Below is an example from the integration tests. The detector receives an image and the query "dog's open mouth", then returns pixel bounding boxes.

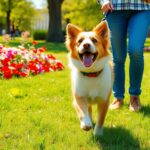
[79,52,98,67]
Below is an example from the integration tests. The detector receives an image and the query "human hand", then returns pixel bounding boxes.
[144,0,150,3]
[101,1,114,13]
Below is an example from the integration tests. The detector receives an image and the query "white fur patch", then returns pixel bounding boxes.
[77,32,97,54]
[94,124,103,136]
[80,114,93,129]
[69,55,112,101]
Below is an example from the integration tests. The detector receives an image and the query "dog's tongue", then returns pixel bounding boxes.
[82,54,94,67]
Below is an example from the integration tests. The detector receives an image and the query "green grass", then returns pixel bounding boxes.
[145,38,150,47]
[0,41,150,150]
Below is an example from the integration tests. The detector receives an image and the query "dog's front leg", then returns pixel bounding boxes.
[73,95,93,131]
[94,100,109,136]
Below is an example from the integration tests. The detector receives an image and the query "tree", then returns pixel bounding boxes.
[0,0,20,33]
[0,11,5,31]
[11,1,36,31]
[62,0,103,30]
[0,0,36,33]
[46,0,64,42]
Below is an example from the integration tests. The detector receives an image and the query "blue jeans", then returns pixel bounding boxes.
[106,10,150,99]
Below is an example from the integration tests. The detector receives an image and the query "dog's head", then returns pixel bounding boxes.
[66,21,110,68]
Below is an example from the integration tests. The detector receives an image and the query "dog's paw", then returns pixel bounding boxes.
[80,115,93,131]
[93,125,103,137]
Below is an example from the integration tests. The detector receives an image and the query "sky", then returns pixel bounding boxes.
[30,0,46,9]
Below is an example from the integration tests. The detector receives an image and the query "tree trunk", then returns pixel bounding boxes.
[6,10,11,33]
[6,0,11,33]
[46,0,64,42]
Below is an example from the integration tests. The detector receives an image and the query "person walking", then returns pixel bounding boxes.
[98,0,150,111]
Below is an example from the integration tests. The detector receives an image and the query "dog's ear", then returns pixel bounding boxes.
[66,24,82,39]
[93,21,109,38]
[93,21,110,51]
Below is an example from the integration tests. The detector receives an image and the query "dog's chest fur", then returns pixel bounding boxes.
[69,56,112,102]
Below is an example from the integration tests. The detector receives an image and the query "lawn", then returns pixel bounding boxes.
[0,40,150,150]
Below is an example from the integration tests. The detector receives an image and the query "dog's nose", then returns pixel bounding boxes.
[83,43,90,49]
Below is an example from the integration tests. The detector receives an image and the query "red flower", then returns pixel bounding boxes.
[38,47,46,53]
[2,66,9,72]
[16,63,23,69]
[47,54,56,60]
[3,69,12,79]
[1,58,10,66]
[19,72,28,77]
[50,66,56,71]
[12,69,19,75]
[43,65,50,72]
[28,61,38,74]
[56,62,64,70]
[33,49,37,53]
[0,49,3,54]
[32,40,38,45]
[0,44,64,79]
[42,46,47,51]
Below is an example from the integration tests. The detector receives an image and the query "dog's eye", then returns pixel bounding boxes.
[91,38,97,43]
[77,38,84,44]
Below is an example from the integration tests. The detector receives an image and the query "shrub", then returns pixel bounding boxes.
[33,30,47,40]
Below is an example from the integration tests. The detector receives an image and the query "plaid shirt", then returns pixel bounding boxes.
[98,0,150,10]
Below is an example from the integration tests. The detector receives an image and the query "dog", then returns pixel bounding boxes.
[66,21,113,136]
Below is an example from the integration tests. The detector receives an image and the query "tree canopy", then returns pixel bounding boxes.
[46,0,103,42]
[62,0,103,30]
[0,0,103,42]
[11,1,36,31]
[0,0,36,33]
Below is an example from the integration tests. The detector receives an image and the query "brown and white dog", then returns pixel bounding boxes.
[66,21,113,136]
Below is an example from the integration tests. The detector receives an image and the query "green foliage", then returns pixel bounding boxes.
[0,16,5,30]
[62,0,103,30]
[33,30,47,40]
[0,0,19,31]
[0,0,20,12]
[10,1,36,31]
[0,0,36,31]
[145,38,150,46]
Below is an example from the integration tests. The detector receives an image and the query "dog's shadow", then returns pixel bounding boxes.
[91,126,140,150]
[140,105,150,117]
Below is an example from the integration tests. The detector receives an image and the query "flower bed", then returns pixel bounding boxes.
[0,44,64,79]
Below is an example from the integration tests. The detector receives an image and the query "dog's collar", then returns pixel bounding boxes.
[80,69,103,78]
